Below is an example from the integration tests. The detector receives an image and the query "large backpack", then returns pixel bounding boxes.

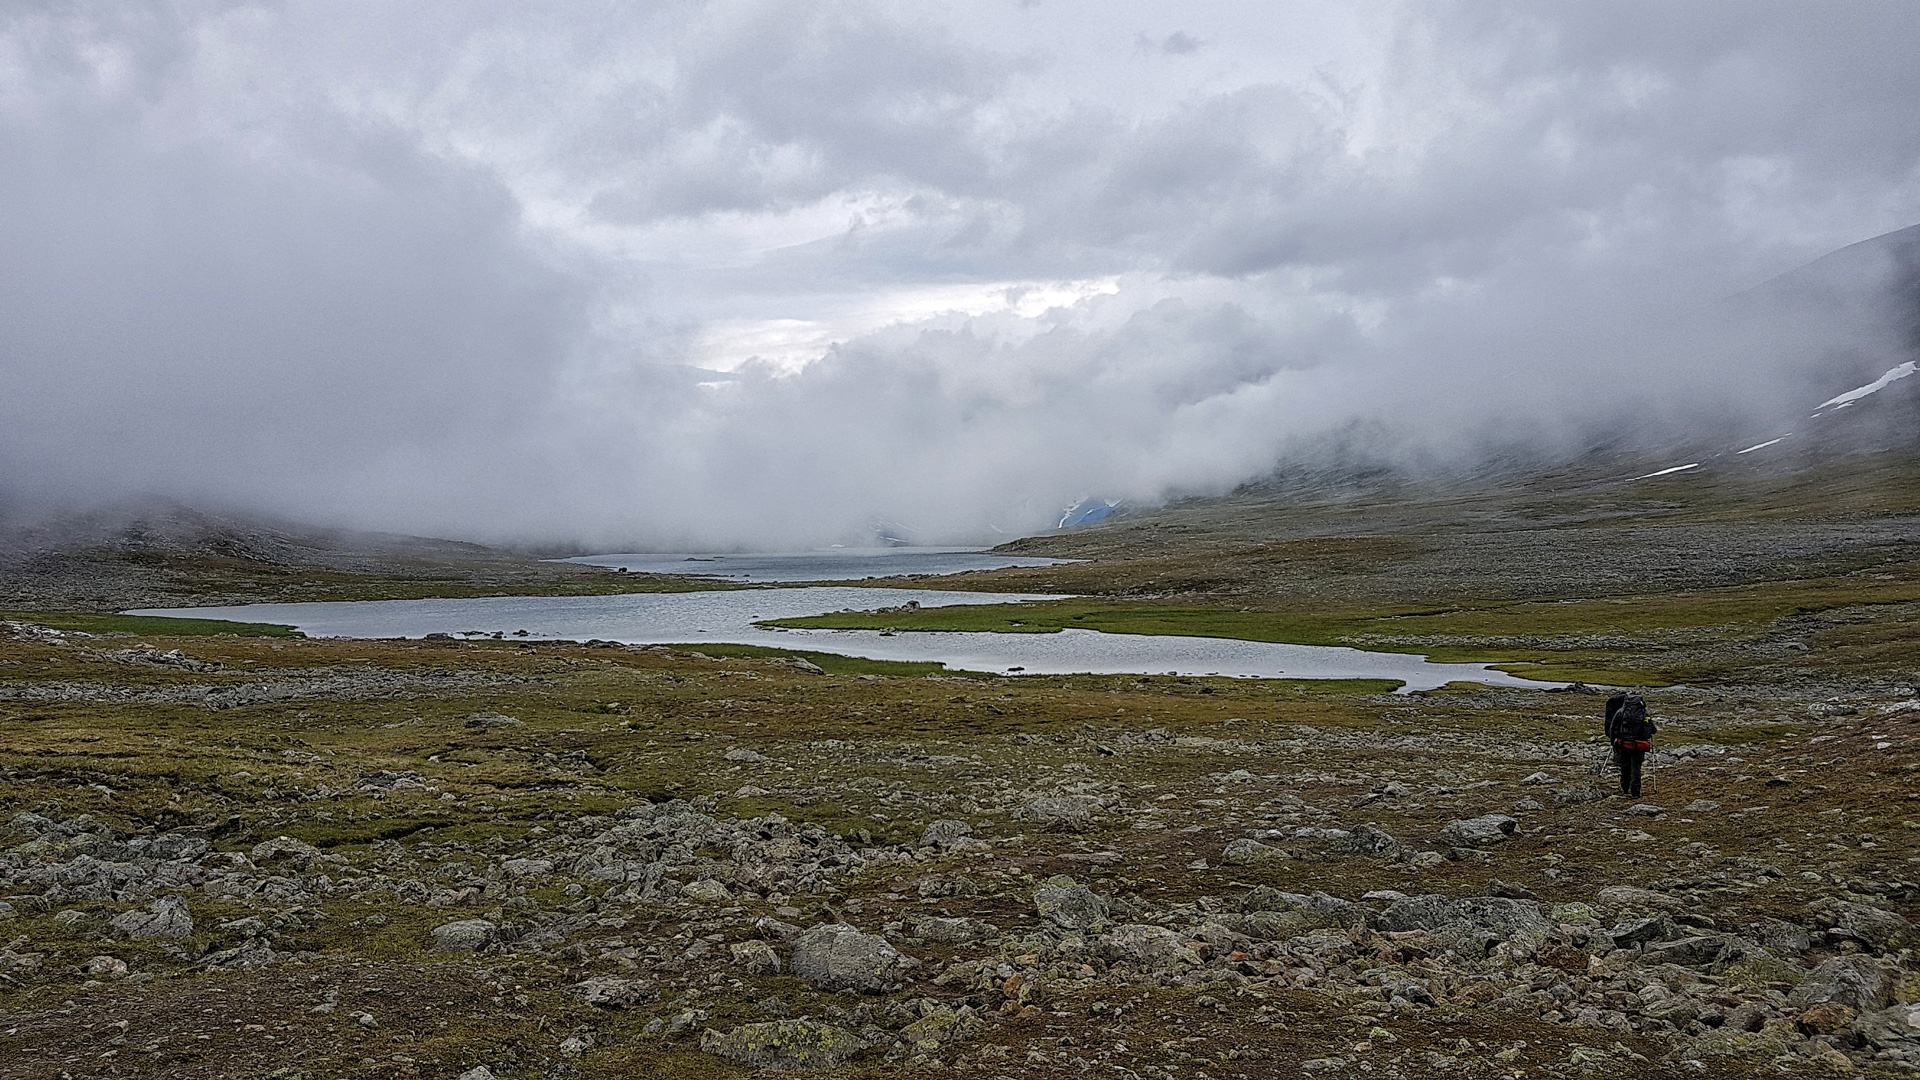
[1613,692,1652,743]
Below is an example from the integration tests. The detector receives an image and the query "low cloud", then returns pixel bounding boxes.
[1,2,1917,549]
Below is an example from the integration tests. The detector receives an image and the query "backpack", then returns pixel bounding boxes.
[1613,692,1653,743]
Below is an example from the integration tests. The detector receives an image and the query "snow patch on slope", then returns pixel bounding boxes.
[1813,361,1917,416]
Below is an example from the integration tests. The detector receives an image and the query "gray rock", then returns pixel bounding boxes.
[1342,824,1403,859]
[1376,895,1463,933]
[1751,917,1812,955]
[1455,897,1550,940]
[1856,1003,1920,1049]
[463,711,524,730]
[1596,885,1684,911]
[1790,954,1897,1012]
[1034,880,1110,931]
[1809,898,1914,953]
[789,923,918,993]
[1221,838,1285,866]
[1098,924,1199,971]
[134,835,210,861]
[919,820,973,849]
[1014,796,1099,832]
[682,879,734,903]
[723,747,767,762]
[1609,916,1673,946]
[1439,815,1519,847]
[913,916,989,944]
[430,919,497,953]
[110,896,194,941]
[570,976,658,1008]
[250,836,323,873]
[729,940,781,974]
[456,1069,498,1080]
[499,858,555,878]
[700,1021,871,1071]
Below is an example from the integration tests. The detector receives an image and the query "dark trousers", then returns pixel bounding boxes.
[1616,748,1646,797]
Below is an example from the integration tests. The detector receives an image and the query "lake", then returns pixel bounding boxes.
[132,586,1555,693]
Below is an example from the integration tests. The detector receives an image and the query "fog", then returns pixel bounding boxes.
[3,2,1918,548]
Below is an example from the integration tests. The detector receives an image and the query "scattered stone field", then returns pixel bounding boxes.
[3,621,1918,1079]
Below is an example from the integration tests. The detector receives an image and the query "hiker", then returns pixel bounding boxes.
[1604,690,1657,798]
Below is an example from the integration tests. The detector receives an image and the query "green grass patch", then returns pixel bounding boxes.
[763,563,1920,684]
[658,641,992,678]
[5,610,302,637]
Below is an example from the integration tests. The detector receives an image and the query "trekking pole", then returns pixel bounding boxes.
[1588,741,1615,796]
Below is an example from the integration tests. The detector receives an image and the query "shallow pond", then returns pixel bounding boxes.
[133,587,1553,693]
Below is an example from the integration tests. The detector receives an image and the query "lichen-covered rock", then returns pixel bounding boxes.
[1225,888,1368,938]
[1856,1002,1920,1049]
[700,1020,870,1070]
[1439,815,1519,847]
[902,1002,981,1045]
[250,836,323,872]
[919,820,973,849]
[1809,897,1914,953]
[1034,879,1109,931]
[570,976,657,1008]
[1376,894,1463,933]
[1789,954,1896,1013]
[729,940,781,973]
[499,858,554,878]
[913,916,990,944]
[1343,824,1403,859]
[1222,838,1285,866]
[429,919,497,953]
[789,923,918,992]
[1596,884,1684,911]
[110,896,193,941]
[1014,796,1100,832]
[1098,924,1199,971]
[1454,897,1550,942]
[682,879,733,903]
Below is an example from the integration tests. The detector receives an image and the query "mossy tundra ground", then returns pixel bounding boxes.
[2,456,1918,1079]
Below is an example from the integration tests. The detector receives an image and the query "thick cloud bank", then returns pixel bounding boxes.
[3,2,1919,547]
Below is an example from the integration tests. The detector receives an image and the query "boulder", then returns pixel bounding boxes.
[729,940,781,974]
[1098,924,1199,972]
[109,897,194,941]
[1855,1003,1920,1049]
[569,977,658,1009]
[1596,885,1684,912]
[700,1021,870,1071]
[1439,815,1519,847]
[1221,838,1285,866]
[249,836,324,873]
[1014,797,1099,832]
[1454,897,1550,942]
[1342,824,1404,860]
[1790,954,1897,1013]
[789,924,918,993]
[1034,880,1109,931]
[1809,898,1914,953]
[902,1002,981,1046]
[430,919,497,953]
[1376,895,1462,933]
[913,916,989,944]
[682,879,734,903]
[919,820,974,849]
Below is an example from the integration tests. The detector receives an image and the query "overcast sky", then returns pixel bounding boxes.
[3,1,1919,547]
